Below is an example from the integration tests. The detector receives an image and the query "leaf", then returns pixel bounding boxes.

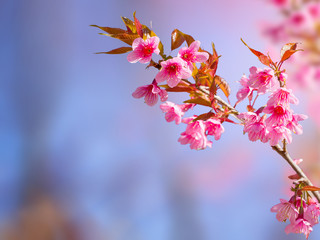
[193,112,215,122]
[280,43,302,63]
[288,174,300,180]
[241,38,272,66]
[105,32,139,45]
[90,25,126,34]
[301,186,320,192]
[95,47,132,54]
[133,11,143,38]
[171,29,195,51]
[214,75,230,98]
[160,82,193,93]
[121,16,136,33]
[184,97,212,107]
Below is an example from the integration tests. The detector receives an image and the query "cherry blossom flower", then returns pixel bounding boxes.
[267,125,292,146]
[236,75,254,102]
[264,105,292,126]
[177,40,209,69]
[127,37,160,64]
[285,218,313,239]
[248,67,277,94]
[155,57,192,88]
[205,118,224,140]
[132,80,168,106]
[160,101,186,124]
[243,114,268,143]
[305,199,320,226]
[271,198,299,222]
[178,117,212,150]
[267,88,299,107]
[286,114,308,135]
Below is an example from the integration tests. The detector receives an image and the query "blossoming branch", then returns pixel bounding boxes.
[91,12,320,239]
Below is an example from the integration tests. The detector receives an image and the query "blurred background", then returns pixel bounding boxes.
[0,0,320,239]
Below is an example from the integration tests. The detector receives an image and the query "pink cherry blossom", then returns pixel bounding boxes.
[308,3,320,19]
[286,114,308,135]
[271,198,299,222]
[267,125,292,146]
[264,105,292,126]
[132,80,168,106]
[160,101,185,124]
[248,67,277,94]
[236,75,254,102]
[305,199,320,226]
[178,117,212,150]
[270,0,289,8]
[127,36,160,64]
[205,119,224,140]
[243,114,269,143]
[286,10,313,34]
[285,218,313,239]
[267,88,299,107]
[155,57,192,88]
[177,40,209,69]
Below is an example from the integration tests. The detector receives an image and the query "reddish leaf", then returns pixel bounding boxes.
[215,75,230,98]
[280,43,302,63]
[193,112,215,122]
[90,25,126,34]
[301,186,320,192]
[106,33,139,45]
[160,81,193,93]
[184,97,211,107]
[121,16,136,33]
[288,174,300,180]
[241,38,271,66]
[171,29,195,51]
[95,47,132,54]
[133,11,143,38]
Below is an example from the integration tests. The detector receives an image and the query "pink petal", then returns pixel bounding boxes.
[132,86,148,98]
[127,50,141,63]
[155,70,167,83]
[195,52,209,62]
[144,91,158,106]
[189,40,200,52]
[167,76,181,88]
[132,38,144,50]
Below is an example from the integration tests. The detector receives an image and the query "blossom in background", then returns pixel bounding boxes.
[155,57,192,88]
[127,36,160,63]
[132,80,168,106]
[177,40,209,69]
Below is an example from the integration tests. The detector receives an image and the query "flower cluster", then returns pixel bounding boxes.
[92,13,320,239]
[237,67,307,146]
[271,192,320,239]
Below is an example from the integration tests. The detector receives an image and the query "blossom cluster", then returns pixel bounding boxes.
[92,13,320,239]
[127,34,226,150]
[271,191,320,238]
[237,66,307,146]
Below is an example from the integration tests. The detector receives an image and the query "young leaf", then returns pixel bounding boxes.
[184,97,212,107]
[280,43,302,63]
[105,32,139,45]
[215,75,230,98]
[301,186,320,192]
[133,11,143,38]
[171,29,195,51]
[121,16,136,33]
[90,25,126,34]
[95,47,132,54]
[241,38,271,67]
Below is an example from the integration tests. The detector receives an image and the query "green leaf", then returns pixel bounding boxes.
[95,47,132,54]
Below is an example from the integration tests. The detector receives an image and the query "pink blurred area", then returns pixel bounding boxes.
[0,0,319,239]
